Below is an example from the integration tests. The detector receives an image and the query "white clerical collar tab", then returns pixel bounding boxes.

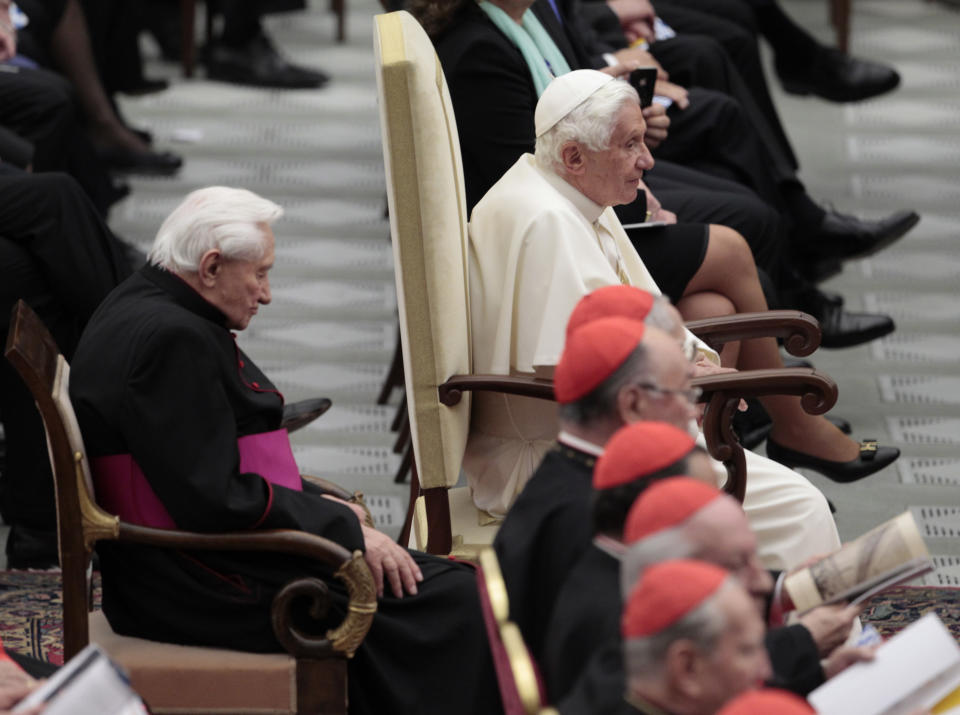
[535,70,614,137]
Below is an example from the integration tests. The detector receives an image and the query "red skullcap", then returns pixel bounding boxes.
[554,317,645,404]
[622,560,728,639]
[592,422,696,490]
[622,477,723,545]
[566,286,656,338]
[716,689,815,715]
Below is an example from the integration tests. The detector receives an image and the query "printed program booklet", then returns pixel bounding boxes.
[784,510,933,613]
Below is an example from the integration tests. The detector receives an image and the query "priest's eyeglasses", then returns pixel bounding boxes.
[635,383,703,405]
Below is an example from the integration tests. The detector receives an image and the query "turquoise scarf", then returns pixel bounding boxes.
[478,1,572,96]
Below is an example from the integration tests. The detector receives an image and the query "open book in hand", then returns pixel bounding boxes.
[13,644,147,715]
[809,613,960,715]
[784,510,934,613]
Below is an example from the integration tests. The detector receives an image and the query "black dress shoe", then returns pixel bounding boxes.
[119,78,170,96]
[804,209,920,261]
[795,286,895,348]
[819,305,894,349]
[766,437,899,483]
[777,48,900,102]
[205,33,329,89]
[99,147,183,176]
[281,397,333,433]
[5,525,59,570]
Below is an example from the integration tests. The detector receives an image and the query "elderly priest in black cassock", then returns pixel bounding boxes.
[69,186,502,715]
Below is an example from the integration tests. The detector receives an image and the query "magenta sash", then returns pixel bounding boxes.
[91,429,302,529]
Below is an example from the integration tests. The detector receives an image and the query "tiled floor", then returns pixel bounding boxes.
[772,0,960,578]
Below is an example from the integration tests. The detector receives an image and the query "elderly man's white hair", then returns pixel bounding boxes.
[620,526,696,600]
[535,78,641,174]
[623,578,733,681]
[148,186,283,273]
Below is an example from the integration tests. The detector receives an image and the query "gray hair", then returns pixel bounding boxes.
[558,342,653,427]
[646,296,681,335]
[148,186,283,272]
[535,79,640,174]
[623,579,732,681]
[620,526,695,600]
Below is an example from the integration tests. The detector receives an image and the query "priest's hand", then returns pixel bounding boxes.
[822,644,876,680]
[654,79,689,110]
[611,47,668,80]
[361,525,423,599]
[799,602,863,656]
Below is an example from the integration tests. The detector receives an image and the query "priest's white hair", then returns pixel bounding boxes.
[148,186,283,273]
[535,78,640,173]
[620,526,695,600]
[623,578,732,680]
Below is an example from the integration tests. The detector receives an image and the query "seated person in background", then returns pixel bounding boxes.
[0,169,132,569]
[621,559,771,714]
[69,187,501,715]
[466,70,894,547]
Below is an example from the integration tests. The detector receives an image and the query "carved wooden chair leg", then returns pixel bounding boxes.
[390,393,407,433]
[397,457,419,545]
[392,412,409,453]
[377,328,403,405]
[180,0,196,77]
[393,438,412,485]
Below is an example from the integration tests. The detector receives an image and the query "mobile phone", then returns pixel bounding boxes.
[629,67,658,109]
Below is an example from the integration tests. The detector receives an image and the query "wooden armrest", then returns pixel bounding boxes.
[282,397,333,433]
[438,374,555,406]
[692,367,837,415]
[693,368,838,502]
[685,311,821,357]
[114,523,376,659]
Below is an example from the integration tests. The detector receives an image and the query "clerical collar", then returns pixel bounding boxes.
[530,154,606,224]
[140,263,228,326]
[593,533,626,560]
[557,431,604,457]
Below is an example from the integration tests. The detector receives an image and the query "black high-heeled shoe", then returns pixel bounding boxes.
[766,437,899,483]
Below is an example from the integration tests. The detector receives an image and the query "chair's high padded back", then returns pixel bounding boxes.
[374,11,471,491]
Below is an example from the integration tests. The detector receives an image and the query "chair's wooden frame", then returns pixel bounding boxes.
[4,300,376,715]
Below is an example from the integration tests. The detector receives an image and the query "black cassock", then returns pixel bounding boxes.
[493,442,596,662]
[70,264,502,715]
[546,546,825,714]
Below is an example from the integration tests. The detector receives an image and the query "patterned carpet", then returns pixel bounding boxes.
[0,570,956,667]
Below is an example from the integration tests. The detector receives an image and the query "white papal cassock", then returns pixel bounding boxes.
[465,153,840,570]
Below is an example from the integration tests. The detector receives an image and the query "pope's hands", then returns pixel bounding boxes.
[361,526,423,599]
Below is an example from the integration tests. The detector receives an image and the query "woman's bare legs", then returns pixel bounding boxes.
[49,0,150,154]
[675,290,741,367]
[679,224,859,462]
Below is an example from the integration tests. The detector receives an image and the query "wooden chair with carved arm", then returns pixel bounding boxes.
[4,300,377,715]
[374,10,838,559]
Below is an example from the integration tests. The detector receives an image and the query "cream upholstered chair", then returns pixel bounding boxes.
[374,9,505,557]
[4,300,376,715]
[373,10,840,557]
